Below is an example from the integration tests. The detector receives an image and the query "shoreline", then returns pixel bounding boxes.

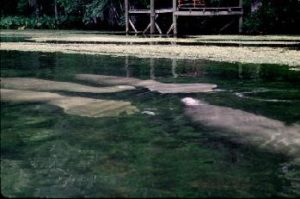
[1,30,300,67]
[1,42,300,67]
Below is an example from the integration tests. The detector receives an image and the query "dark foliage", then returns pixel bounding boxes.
[0,0,299,34]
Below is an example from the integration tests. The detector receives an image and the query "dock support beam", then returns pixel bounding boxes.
[125,0,129,34]
[239,0,243,33]
[126,0,243,35]
[173,0,177,35]
[150,0,155,34]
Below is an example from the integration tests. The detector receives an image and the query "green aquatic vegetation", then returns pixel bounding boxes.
[0,16,58,29]
[1,98,294,197]
[1,131,25,155]
[1,160,33,198]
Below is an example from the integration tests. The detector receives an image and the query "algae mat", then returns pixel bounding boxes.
[1,89,138,118]
[1,42,300,67]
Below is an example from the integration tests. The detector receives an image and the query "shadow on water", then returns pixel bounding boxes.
[1,35,299,49]
[34,40,300,49]
[1,50,300,197]
[0,36,30,42]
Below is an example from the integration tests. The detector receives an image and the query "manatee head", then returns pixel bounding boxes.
[117,85,136,90]
[181,97,206,106]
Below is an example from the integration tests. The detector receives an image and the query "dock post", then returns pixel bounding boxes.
[173,0,177,35]
[150,0,155,34]
[125,0,129,34]
[239,0,243,33]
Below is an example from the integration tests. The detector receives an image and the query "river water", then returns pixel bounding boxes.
[1,49,300,197]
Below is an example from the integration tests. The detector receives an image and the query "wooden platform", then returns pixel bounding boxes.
[125,0,244,35]
[175,7,243,16]
[129,9,173,14]
[129,7,243,16]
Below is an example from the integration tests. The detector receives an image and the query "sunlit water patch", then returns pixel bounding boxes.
[1,50,300,197]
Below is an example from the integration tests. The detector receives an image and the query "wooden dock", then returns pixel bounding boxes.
[125,0,244,35]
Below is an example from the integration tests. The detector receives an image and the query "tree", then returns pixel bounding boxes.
[251,0,262,13]
[28,0,40,18]
[83,0,124,26]
[54,0,58,20]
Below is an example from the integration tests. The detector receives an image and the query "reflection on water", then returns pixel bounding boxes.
[1,51,300,197]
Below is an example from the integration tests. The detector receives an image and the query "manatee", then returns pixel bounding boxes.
[0,77,135,93]
[181,97,300,158]
[1,89,138,118]
[75,74,217,93]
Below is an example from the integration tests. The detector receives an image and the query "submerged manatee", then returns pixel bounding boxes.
[75,74,217,93]
[1,89,138,118]
[181,97,300,158]
[0,77,135,93]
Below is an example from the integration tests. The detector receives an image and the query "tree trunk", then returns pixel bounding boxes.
[54,0,58,20]
[28,0,39,18]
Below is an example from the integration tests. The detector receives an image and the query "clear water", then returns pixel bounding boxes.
[1,50,300,197]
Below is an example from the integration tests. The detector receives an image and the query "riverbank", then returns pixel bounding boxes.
[1,30,300,67]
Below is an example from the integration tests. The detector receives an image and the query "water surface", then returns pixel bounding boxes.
[1,50,300,197]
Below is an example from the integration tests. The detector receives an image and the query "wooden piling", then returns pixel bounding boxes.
[125,0,129,34]
[239,0,243,33]
[150,0,155,34]
[173,0,177,35]
[125,0,243,35]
